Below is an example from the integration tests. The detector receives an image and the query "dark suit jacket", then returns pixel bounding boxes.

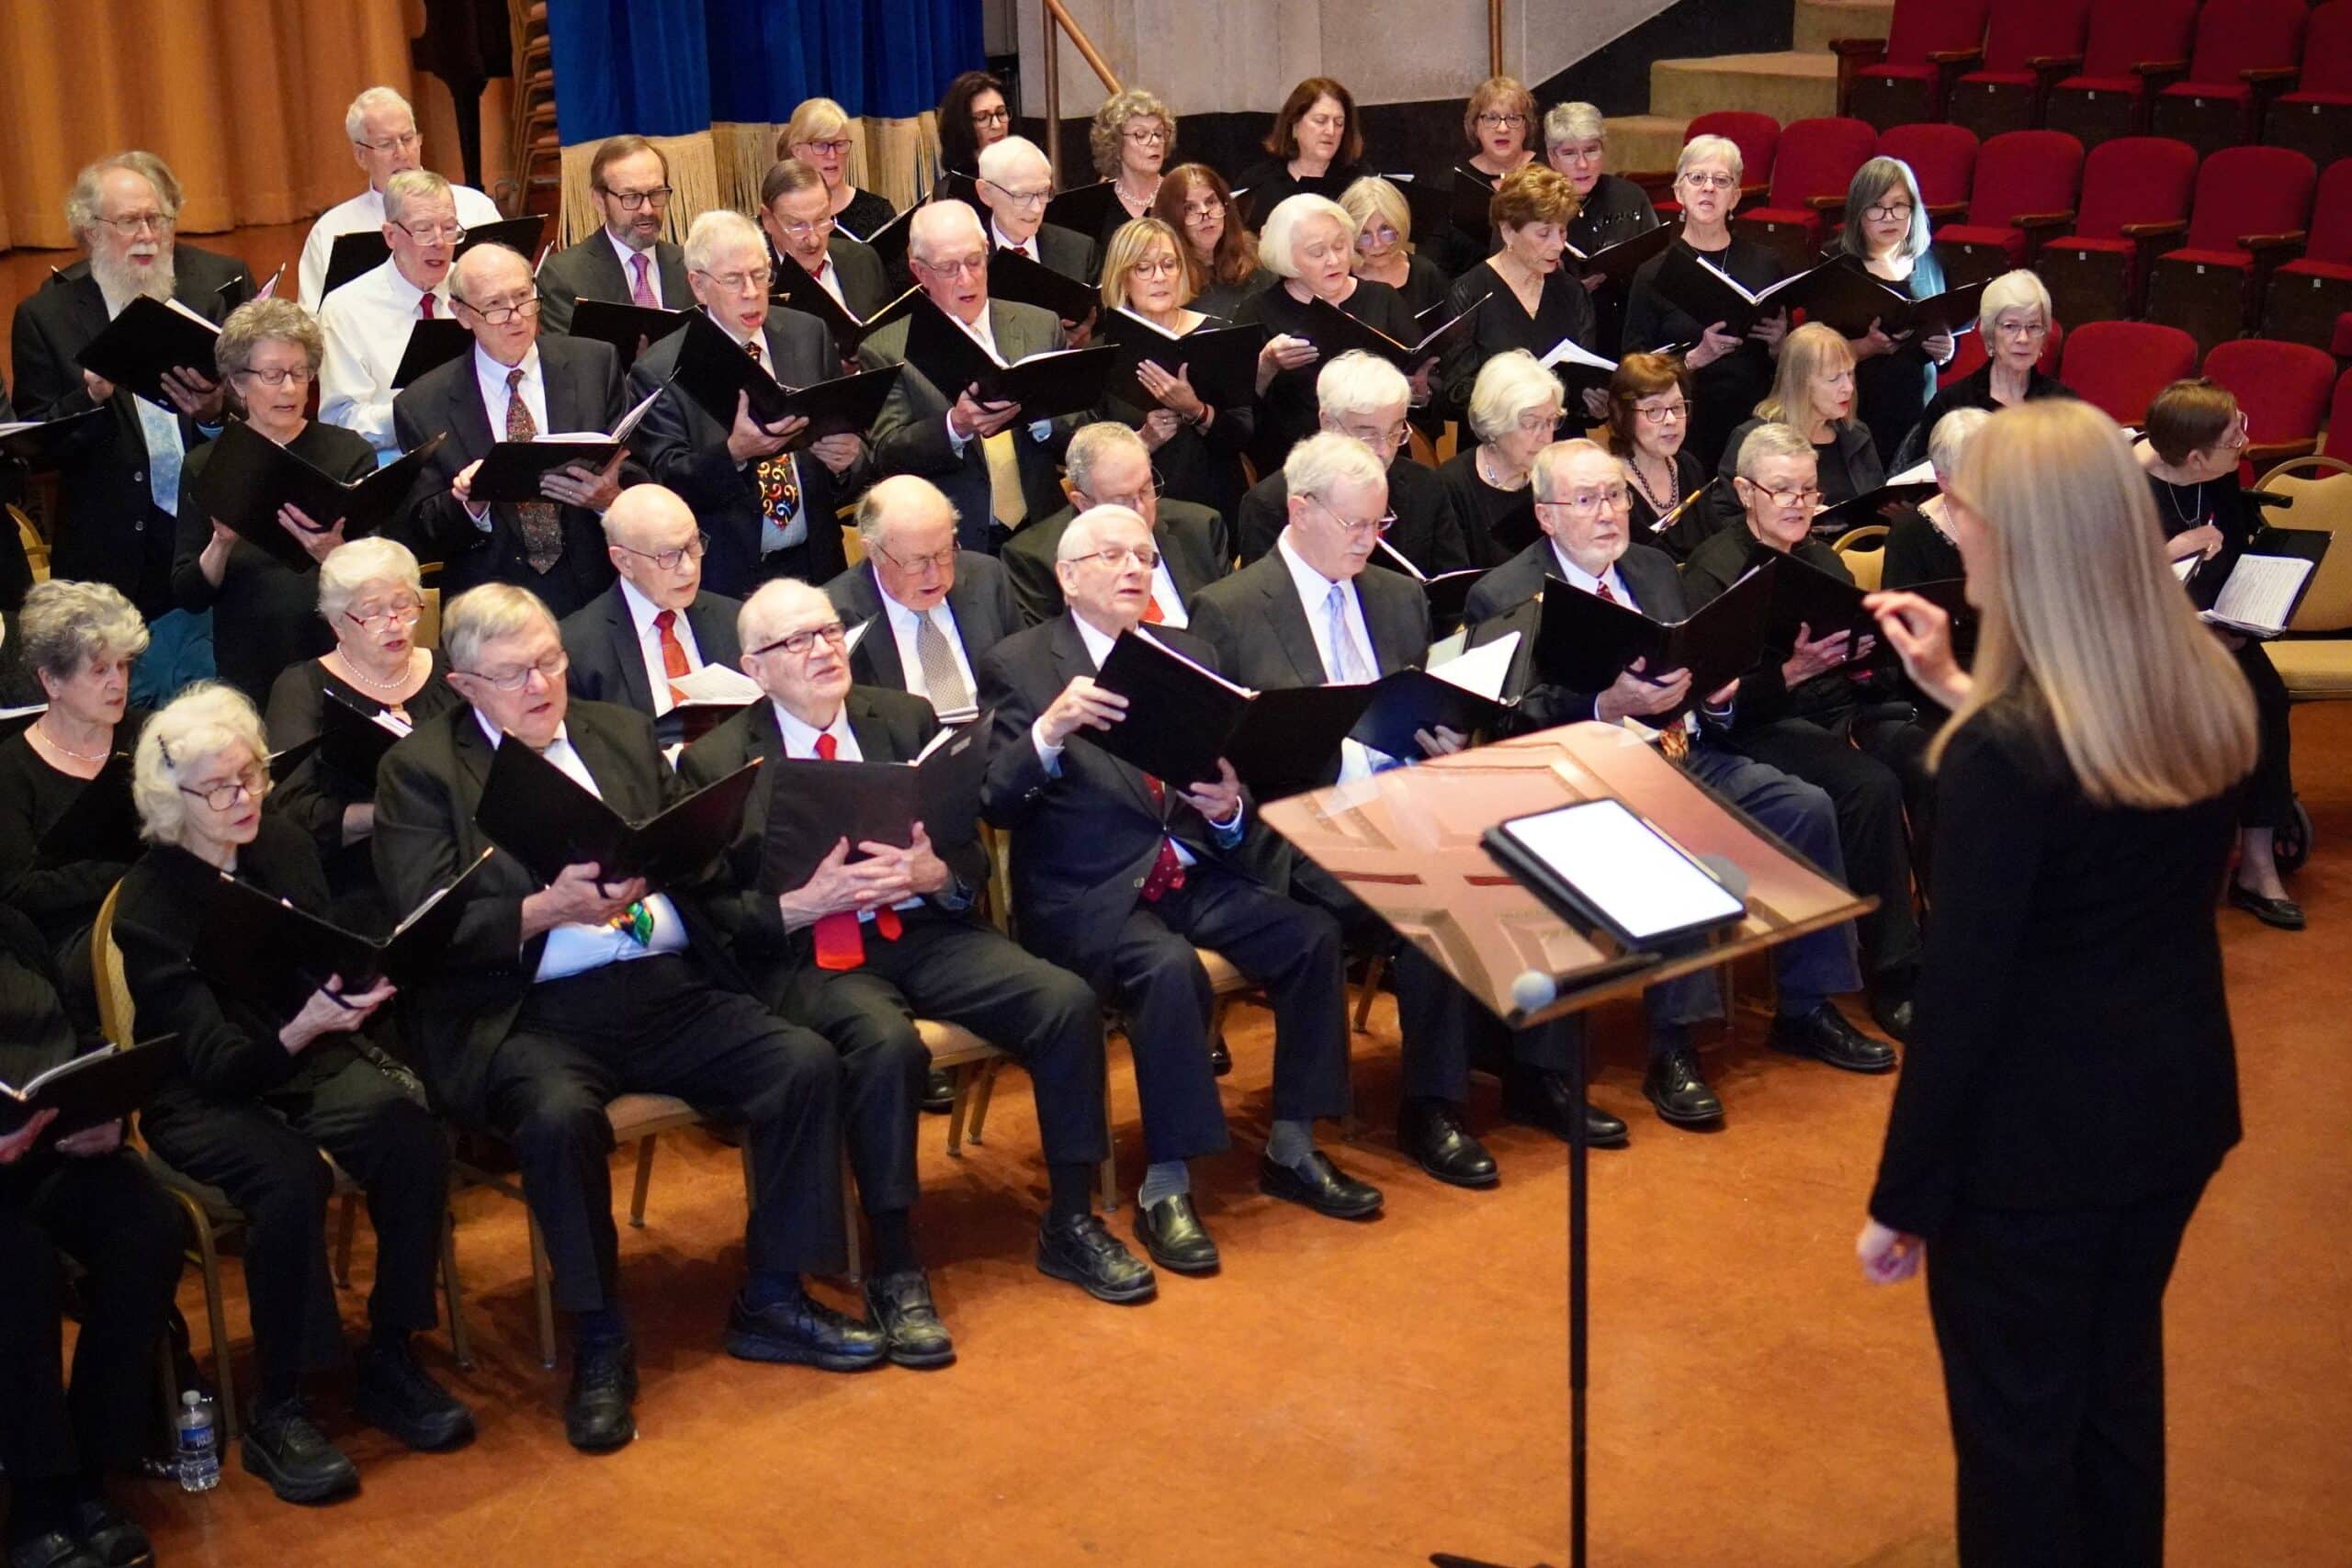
[390,334,630,622]
[977,615,1261,978]
[1235,460,1472,579]
[1026,223,1101,289]
[536,234,690,336]
[369,699,750,1125]
[998,499,1231,626]
[9,244,254,615]
[677,687,989,985]
[858,299,1080,549]
[763,233,895,324]
[558,583,745,742]
[822,551,1022,694]
[1462,539,1719,731]
[627,310,865,598]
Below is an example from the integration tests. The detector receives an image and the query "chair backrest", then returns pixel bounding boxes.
[2059,320,2199,423]
[2080,0,2200,79]
[1766,118,1881,208]
[2184,0,2308,85]
[2071,136,2201,240]
[2204,339,2339,446]
[1965,130,2085,225]
[1685,111,1781,188]
[2253,456,2352,632]
[90,881,136,1051]
[7,504,46,584]
[1832,524,1891,592]
[2292,2,2352,96]
[1883,0,1992,66]
[415,585,442,650]
[2184,146,2319,253]
[2301,159,2352,266]
[1875,123,1979,209]
[2332,368,2352,459]
[1983,0,2092,73]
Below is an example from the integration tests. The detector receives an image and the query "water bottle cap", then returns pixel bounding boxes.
[182,1390,200,1406]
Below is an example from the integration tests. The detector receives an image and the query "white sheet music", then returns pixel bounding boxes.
[2203,553,2314,637]
[1430,631,1519,701]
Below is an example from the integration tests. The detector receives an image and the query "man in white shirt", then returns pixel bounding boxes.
[823,475,1022,721]
[558,483,742,747]
[318,170,461,459]
[1000,422,1232,626]
[534,136,692,336]
[298,87,502,310]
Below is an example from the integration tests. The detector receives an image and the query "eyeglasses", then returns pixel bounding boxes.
[1748,483,1824,510]
[1993,318,2048,339]
[1539,486,1632,512]
[356,130,422,154]
[458,295,543,325]
[1634,400,1690,424]
[1476,112,1528,130]
[750,622,848,658]
[1678,173,1737,191]
[394,220,467,244]
[1306,495,1397,536]
[1355,225,1401,250]
[1862,202,1915,222]
[772,214,837,242]
[233,365,315,389]
[1129,255,1183,280]
[1513,412,1561,435]
[459,650,571,691]
[94,210,174,236]
[1083,469,1166,513]
[1181,197,1225,224]
[797,139,854,157]
[345,599,424,633]
[1340,421,1411,451]
[694,265,774,295]
[972,107,1011,126]
[180,768,270,811]
[919,254,989,279]
[981,178,1052,210]
[616,533,710,572]
[873,541,958,575]
[599,185,673,211]
[1069,545,1162,570]
[1124,127,1169,146]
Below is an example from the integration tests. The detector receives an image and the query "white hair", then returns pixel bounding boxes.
[442,583,556,674]
[738,578,834,650]
[381,168,452,228]
[1928,405,1995,481]
[1315,350,1410,421]
[1531,438,1615,502]
[1544,102,1605,148]
[1735,421,1815,481]
[1283,430,1386,502]
[1257,193,1354,279]
[854,473,959,546]
[133,682,270,849]
[977,135,1049,186]
[19,580,148,681]
[1466,349,1564,446]
[683,209,766,275]
[345,86,416,145]
[1978,268,2052,339]
[907,199,986,265]
[1677,134,1743,185]
[1057,504,1149,561]
[316,536,423,625]
[448,242,529,305]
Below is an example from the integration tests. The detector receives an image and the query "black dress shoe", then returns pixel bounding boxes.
[1643,1046,1724,1126]
[6,1533,98,1568]
[1134,1193,1220,1273]
[726,1289,888,1371]
[1397,1098,1499,1189]
[64,1498,149,1568]
[1582,1104,1630,1147]
[865,1271,956,1369]
[1259,1151,1384,1218]
[921,1066,957,1113]
[1208,1033,1232,1077]
[1500,1066,1629,1149]
[2229,881,2306,931]
[1868,991,1916,1044]
[1770,1002,1898,1074]
[563,1336,638,1453]
[1036,1213,1158,1302]
[241,1399,360,1505]
[352,1338,475,1451]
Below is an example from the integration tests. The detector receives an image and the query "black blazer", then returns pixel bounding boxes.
[998,499,1231,626]
[858,299,1080,549]
[390,334,631,621]
[824,232,893,319]
[677,686,988,976]
[558,583,745,741]
[1869,700,2242,1236]
[1707,415,1884,536]
[1889,362,2077,472]
[822,552,1023,694]
[9,244,254,615]
[976,616,1261,977]
[1235,461,1472,579]
[536,234,690,336]
[627,310,864,598]
[1023,222,1101,290]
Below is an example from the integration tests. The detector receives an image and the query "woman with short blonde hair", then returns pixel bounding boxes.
[778,96,893,240]
[1096,217,1255,519]
[1462,76,1537,179]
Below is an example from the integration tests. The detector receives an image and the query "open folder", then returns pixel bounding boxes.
[986,247,1100,324]
[771,256,919,356]
[192,423,447,571]
[1761,547,1967,654]
[315,688,413,781]
[321,215,548,299]
[2183,525,2333,639]
[75,296,220,407]
[0,407,106,464]
[756,712,995,893]
[1532,564,1776,716]
[461,382,664,504]
[1795,263,1987,343]
[390,318,473,388]
[1303,293,1486,372]
[901,299,1116,419]
[475,741,763,888]
[0,1037,178,1140]
[566,299,692,367]
[1102,311,1266,410]
[1566,221,1674,287]
[1348,632,1520,760]
[1647,249,1827,337]
[1090,629,1376,801]
[669,310,904,445]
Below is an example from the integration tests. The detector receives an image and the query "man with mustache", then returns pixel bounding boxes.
[536,135,690,337]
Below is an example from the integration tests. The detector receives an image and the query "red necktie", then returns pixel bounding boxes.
[1140,595,1166,626]
[1594,581,1616,604]
[653,608,692,705]
[811,731,901,968]
[1136,772,1187,902]
[418,293,435,320]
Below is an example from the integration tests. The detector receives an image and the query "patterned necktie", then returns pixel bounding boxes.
[1594,581,1617,604]
[810,731,901,968]
[913,608,973,716]
[504,367,565,573]
[135,398,183,515]
[1136,771,1187,901]
[744,342,805,550]
[418,293,435,320]
[1325,583,1374,684]
[652,608,692,705]
[628,252,656,309]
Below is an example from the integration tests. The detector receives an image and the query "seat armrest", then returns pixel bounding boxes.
[2117,220,2188,241]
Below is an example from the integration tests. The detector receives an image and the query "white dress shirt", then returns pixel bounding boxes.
[472,713,688,981]
[808,254,847,308]
[319,257,452,457]
[457,343,550,526]
[618,577,702,717]
[770,701,924,916]
[605,230,672,307]
[709,311,808,551]
[1146,555,1188,627]
[989,217,1041,263]
[298,182,502,309]
[1276,534,1389,781]
[878,587,977,717]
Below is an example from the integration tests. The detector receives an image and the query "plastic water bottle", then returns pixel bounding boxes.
[175,1390,220,1493]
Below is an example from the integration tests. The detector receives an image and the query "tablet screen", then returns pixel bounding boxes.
[1497,798,1745,943]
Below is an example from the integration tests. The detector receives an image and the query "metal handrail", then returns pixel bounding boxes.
[1040,0,1123,183]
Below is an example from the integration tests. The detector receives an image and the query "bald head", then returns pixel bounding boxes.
[449,243,539,366]
[909,200,991,323]
[601,483,703,610]
[856,475,961,610]
[737,578,852,721]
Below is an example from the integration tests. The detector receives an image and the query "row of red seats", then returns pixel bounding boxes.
[1833,0,2346,163]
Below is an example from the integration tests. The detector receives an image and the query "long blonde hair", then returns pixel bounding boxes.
[1755,321,1855,429]
[1936,400,2256,807]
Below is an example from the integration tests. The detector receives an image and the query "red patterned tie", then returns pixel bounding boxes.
[629,252,656,309]
[1137,773,1186,901]
[1594,581,1616,604]
[810,731,901,968]
[418,294,435,320]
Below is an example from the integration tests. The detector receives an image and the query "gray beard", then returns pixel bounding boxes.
[89,248,175,307]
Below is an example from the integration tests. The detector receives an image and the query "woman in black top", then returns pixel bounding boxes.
[1421,75,1539,276]
[779,98,896,242]
[263,536,459,927]
[1091,218,1255,524]
[1545,102,1662,356]
[1340,175,1453,440]
[0,581,149,1009]
[1442,164,1600,414]
[1235,76,1373,216]
[2133,379,2302,930]
[1435,350,1557,568]
[1154,164,1274,321]
[1861,399,2256,1567]
[1833,157,1959,466]
[1604,353,1714,558]
[1091,88,1177,241]
[1890,268,2075,471]
[930,70,1010,194]
[1710,322,1885,536]
[1881,406,1990,592]
[173,299,376,703]
[1238,193,1425,475]
[120,683,469,1505]
[1622,133,1789,474]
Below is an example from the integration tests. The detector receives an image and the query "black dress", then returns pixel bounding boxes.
[0,714,146,993]
[1566,174,1663,358]
[1433,447,1535,570]
[1237,278,1418,474]
[1622,448,1714,560]
[171,420,376,704]
[1881,502,1963,589]
[834,186,897,244]
[1234,159,1373,221]
[1440,259,1600,412]
[1193,268,1276,321]
[1844,246,1949,467]
[1095,313,1257,527]
[1380,252,1455,436]
[1891,362,2076,472]
[1623,235,1787,474]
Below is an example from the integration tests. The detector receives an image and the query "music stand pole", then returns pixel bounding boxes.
[1568,1021,1589,1568]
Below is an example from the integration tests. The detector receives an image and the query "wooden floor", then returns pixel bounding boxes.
[65,704,2350,1565]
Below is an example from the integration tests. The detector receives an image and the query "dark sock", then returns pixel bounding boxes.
[6,1475,73,1543]
[1648,1021,1691,1061]
[1046,1161,1094,1223]
[742,1270,804,1311]
[868,1209,920,1276]
[570,1303,628,1346]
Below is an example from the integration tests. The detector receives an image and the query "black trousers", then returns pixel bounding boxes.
[486,953,844,1312]
[1089,861,1351,1166]
[766,910,1107,1215]
[1739,716,1924,982]
[141,1047,447,1405]
[1925,1184,2207,1568]
[0,1149,184,1481]
[2234,640,2294,831]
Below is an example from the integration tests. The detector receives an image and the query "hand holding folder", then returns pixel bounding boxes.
[475,742,763,890]
[1532,565,1776,720]
[0,1038,178,1142]
[193,423,447,570]
[757,713,995,893]
[1088,630,1377,802]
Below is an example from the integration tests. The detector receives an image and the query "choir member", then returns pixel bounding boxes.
[1891,269,2075,470]
[1002,422,1230,626]
[1604,352,1713,559]
[1340,176,1452,321]
[122,683,470,1503]
[298,86,501,310]
[557,484,742,748]
[779,97,896,243]
[822,475,1022,717]
[1428,74,1539,275]
[1440,164,1599,414]
[759,157,892,318]
[1092,88,1176,240]
[977,136,1098,293]
[1236,77,1373,213]
[1834,156,1958,466]
[1093,216,1254,521]
[1881,406,1987,592]
[1544,102,1662,351]
[1153,163,1272,320]
[1435,350,1558,569]
[1709,322,1884,536]
[535,136,689,336]
[933,70,1012,190]
[318,170,459,461]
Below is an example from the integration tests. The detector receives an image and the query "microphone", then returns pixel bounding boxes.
[1510,969,1559,1014]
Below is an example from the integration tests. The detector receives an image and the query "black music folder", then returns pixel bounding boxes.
[462,382,664,504]
[1349,667,1515,760]
[1809,464,1942,535]
[75,296,220,407]
[1566,220,1673,286]
[1532,563,1776,717]
[322,215,548,298]
[35,753,139,865]
[669,311,904,444]
[842,203,917,274]
[0,1037,178,1140]
[1796,262,1987,343]
[1043,181,1118,241]
[317,688,413,780]
[756,713,995,893]
[566,299,691,367]
[771,254,919,355]
[0,407,106,464]
[1303,293,1485,372]
[987,246,1100,323]
[1762,547,1966,652]
[1102,311,1266,410]
[390,318,473,388]
[1091,629,1376,801]
[1647,248,1826,336]
[475,742,762,888]
[901,299,1116,419]
[191,422,446,570]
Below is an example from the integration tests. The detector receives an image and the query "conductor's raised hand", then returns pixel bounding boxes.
[1037,675,1127,748]
[1864,590,1971,708]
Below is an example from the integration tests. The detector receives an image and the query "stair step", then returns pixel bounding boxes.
[1651,50,1839,124]
[1793,0,1894,52]
[1605,115,1693,177]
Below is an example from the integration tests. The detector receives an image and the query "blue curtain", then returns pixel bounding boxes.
[551,0,982,143]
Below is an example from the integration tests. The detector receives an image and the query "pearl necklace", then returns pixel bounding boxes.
[336,650,416,696]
